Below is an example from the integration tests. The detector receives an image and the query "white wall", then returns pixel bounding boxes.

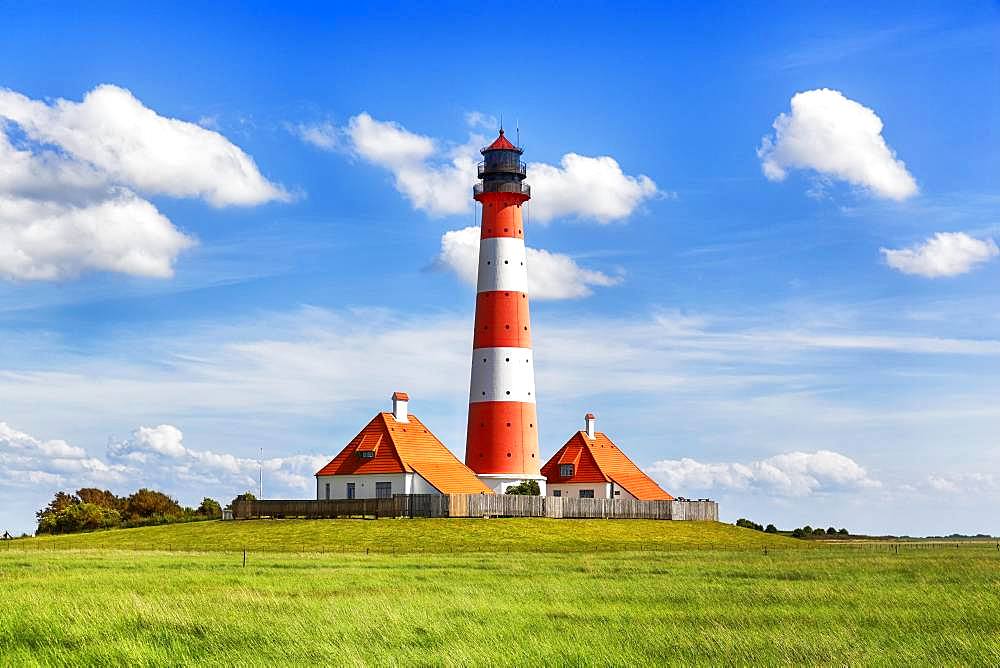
[315,472,442,499]
[410,472,439,495]
[477,474,547,495]
[546,482,612,499]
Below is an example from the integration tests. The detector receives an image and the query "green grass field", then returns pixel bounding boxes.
[2,520,998,666]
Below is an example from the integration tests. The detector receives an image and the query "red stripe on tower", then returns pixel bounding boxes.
[465,129,545,494]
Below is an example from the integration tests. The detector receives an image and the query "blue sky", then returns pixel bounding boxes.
[0,1,998,535]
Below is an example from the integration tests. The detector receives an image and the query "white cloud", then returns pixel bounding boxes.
[437,226,622,299]
[0,421,125,487]
[0,190,193,280]
[926,472,999,495]
[298,112,658,221]
[527,154,659,223]
[293,121,339,150]
[0,84,286,281]
[0,422,86,459]
[0,84,288,207]
[647,450,880,497]
[881,232,998,278]
[345,112,474,216]
[107,424,328,492]
[464,111,498,131]
[758,88,917,201]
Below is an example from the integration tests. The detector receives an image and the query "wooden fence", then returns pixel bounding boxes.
[233,495,718,521]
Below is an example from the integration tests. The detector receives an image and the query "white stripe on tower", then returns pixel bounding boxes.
[476,237,528,293]
[469,347,536,403]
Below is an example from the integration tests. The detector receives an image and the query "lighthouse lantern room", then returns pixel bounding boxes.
[465,129,546,494]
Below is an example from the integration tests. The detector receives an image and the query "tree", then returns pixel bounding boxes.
[826,527,837,535]
[36,491,80,534]
[124,488,182,520]
[838,528,849,536]
[232,491,257,505]
[37,502,120,535]
[791,528,806,538]
[76,488,124,511]
[812,527,826,536]
[37,491,78,517]
[802,525,813,535]
[765,524,778,533]
[505,480,540,496]
[62,503,121,532]
[736,518,764,531]
[197,497,222,518]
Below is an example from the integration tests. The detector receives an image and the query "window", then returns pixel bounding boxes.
[324,483,330,500]
[579,489,595,499]
[559,464,574,478]
[375,482,392,499]
[552,490,561,498]
[346,483,355,500]
[357,450,375,459]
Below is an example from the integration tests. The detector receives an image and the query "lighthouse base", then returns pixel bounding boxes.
[476,473,547,496]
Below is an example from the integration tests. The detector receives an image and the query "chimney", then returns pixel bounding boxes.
[585,413,596,439]
[391,391,410,423]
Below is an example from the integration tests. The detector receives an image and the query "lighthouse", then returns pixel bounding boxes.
[465,129,546,494]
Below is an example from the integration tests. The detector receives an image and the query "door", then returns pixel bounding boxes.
[346,482,355,499]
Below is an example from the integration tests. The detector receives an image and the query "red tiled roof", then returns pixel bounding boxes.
[541,431,673,500]
[392,391,409,401]
[316,413,492,495]
[485,129,516,151]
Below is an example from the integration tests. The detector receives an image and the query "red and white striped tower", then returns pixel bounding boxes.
[465,129,545,494]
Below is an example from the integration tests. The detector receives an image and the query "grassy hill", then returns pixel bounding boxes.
[5,521,997,665]
[21,517,801,553]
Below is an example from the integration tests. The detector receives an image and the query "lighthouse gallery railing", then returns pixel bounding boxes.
[473,182,531,197]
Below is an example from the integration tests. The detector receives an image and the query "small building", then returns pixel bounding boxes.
[541,413,674,500]
[315,392,493,499]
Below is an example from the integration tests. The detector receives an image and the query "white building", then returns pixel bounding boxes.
[315,392,493,499]
[541,413,674,501]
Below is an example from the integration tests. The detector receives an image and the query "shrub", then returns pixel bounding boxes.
[765,524,778,533]
[505,481,541,496]
[37,502,121,535]
[37,487,215,535]
[231,492,257,507]
[125,489,182,520]
[197,498,222,518]
[76,488,125,512]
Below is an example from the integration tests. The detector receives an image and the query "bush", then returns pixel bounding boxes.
[125,489,182,520]
[765,524,778,533]
[231,491,257,508]
[736,518,764,531]
[37,502,121,535]
[505,481,541,496]
[76,488,125,512]
[197,498,222,518]
[36,487,214,535]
